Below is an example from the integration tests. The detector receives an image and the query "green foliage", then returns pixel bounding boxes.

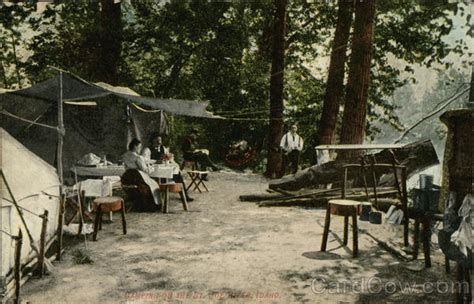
[372,67,470,149]
[0,1,36,88]
[122,1,273,161]
[26,1,103,81]
[1,0,471,170]
[366,1,471,136]
[284,65,325,165]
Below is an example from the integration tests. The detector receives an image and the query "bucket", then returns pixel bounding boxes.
[369,211,382,224]
[419,174,433,190]
[359,203,372,222]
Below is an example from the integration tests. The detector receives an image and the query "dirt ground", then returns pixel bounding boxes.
[21,171,459,303]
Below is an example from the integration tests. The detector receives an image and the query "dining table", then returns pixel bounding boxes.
[72,163,178,179]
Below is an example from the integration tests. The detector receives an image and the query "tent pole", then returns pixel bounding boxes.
[56,71,65,261]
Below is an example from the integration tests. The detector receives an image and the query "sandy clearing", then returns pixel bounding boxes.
[21,171,456,303]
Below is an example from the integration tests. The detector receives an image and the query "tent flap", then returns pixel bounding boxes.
[0,71,218,118]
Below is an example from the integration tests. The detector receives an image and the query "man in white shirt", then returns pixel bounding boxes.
[280,124,304,174]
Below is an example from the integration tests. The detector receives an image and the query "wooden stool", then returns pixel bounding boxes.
[92,196,126,241]
[180,160,197,171]
[186,170,209,193]
[159,182,189,213]
[321,199,360,257]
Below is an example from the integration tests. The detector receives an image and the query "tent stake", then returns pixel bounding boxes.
[13,229,22,304]
[38,210,48,277]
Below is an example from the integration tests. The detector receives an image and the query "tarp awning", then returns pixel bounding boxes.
[0,71,218,118]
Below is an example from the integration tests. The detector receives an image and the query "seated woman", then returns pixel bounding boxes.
[142,135,194,202]
[122,138,160,208]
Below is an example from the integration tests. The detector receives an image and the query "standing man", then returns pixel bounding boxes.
[280,124,304,174]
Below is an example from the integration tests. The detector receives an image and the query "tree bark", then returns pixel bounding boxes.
[316,0,354,146]
[97,0,122,85]
[10,33,22,88]
[339,0,376,160]
[265,0,288,179]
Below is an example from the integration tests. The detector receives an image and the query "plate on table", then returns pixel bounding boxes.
[146,159,157,164]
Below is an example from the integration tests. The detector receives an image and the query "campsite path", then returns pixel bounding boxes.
[22,171,455,303]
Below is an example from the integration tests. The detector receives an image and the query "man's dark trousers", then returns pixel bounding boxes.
[283,150,300,174]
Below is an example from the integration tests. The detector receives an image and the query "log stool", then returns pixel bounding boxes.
[321,199,361,257]
[186,170,209,193]
[92,196,126,241]
[159,182,189,213]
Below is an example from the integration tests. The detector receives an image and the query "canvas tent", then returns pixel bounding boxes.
[0,128,60,280]
[0,71,220,181]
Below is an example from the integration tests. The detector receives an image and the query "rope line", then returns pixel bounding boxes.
[131,103,162,113]
[0,109,60,132]
[0,195,43,218]
[0,229,17,239]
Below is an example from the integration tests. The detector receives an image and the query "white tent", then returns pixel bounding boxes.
[0,128,60,279]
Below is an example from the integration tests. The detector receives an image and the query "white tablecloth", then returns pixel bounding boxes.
[72,164,177,179]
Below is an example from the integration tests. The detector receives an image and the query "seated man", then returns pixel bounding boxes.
[181,128,219,171]
[142,135,194,202]
[122,138,160,209]
[142,135,168,161]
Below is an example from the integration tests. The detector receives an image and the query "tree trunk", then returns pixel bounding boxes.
[316,0,354,146]
[10,33,22,88]
[265,0,288,179]
[339,0,376,160]
[97,0,122,85]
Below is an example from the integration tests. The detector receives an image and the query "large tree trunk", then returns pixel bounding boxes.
[338,0,376,160]
[316,0,354,146]
[269,139,439,191]
[97,0,122,85]
[265,0,288,179]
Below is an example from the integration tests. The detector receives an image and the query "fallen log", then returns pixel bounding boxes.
[240,188,340,202]
[258,198,327,208]
[241,186,397,203]
[239,193,288,202]
[269,139,439,191]
[258,189,400,208]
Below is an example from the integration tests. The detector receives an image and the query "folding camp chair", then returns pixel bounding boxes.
[186,170,209,193]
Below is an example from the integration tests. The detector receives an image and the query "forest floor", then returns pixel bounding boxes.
[22,171,457,303]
